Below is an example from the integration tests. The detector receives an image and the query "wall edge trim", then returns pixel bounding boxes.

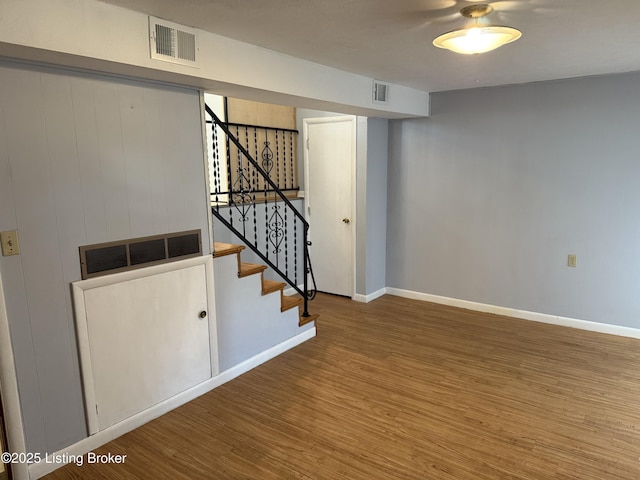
[353,287,387,304]
[385,288,640,339]
[0,273,29,480]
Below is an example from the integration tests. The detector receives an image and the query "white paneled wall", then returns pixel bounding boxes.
[0,61,210,454]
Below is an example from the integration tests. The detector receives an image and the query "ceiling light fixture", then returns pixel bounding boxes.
[433,4,521,55]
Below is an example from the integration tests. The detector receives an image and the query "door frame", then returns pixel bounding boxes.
[303,115,357,299]
[0,271,28,480]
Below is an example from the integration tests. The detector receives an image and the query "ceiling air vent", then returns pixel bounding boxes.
[373,80,389,104]
[149,16,198,67]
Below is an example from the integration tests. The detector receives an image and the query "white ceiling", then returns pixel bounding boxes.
[101,0,640,93]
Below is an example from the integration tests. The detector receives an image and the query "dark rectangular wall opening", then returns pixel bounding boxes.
[79,229,202,279]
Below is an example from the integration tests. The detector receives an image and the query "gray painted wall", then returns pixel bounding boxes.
[356,117,368,295]
[214,252,314,372]
[364,118,388,295]
[0,61,210,454]
[355,117,389,296]
[387,71,640,329]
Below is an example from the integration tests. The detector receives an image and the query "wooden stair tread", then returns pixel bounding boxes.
[262,279,286,295]
[213,240,317,328]
[281,295,304,312]
[299,312,319,327]
[213,242,245,257]
[239,262,268,278]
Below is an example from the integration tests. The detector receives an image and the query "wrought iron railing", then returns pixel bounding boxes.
[225,121,299,196]
[205,103,315,317]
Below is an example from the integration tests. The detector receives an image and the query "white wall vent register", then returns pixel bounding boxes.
[149,16,198,66]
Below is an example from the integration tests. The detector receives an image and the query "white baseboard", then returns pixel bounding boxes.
[385,287,640,339]
[29,327,316,479]
[353,287,387,304]
[213,326,315,385]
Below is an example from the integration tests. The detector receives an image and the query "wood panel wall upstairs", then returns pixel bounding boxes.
[226,98,296,130]
[222,98,300,199]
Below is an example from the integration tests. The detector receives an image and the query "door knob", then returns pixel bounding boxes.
[199,311,207,319]
[342,218,350,224]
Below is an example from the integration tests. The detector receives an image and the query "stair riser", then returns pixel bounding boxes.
[212,243,316,328]
[212,255,302,371]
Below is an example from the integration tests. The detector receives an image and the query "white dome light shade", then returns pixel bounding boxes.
[433,25,522,54]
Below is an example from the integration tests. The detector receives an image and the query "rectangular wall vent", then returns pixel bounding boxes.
[149,16,198,66]
[79,230,202,279]
[373,80,389,104]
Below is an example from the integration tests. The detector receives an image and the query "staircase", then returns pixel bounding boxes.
[205,102,318,327]
[213,242,318,327]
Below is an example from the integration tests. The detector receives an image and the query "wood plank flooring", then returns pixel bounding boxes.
[43,293,640,479]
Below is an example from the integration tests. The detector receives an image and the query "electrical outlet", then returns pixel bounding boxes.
[567,254,577,268]
[1,230,20,256]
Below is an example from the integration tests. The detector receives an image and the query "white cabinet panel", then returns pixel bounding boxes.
[73,256,216,433]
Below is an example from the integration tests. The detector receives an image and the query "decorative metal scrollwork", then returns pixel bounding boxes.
[231,166,254,222]
[261,141,274,174]
[268,204,284,254]
[204,102,317,317]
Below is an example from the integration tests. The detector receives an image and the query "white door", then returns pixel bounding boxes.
[304,116,355,297]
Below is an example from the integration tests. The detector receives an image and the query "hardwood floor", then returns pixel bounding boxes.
[43,293,640,479]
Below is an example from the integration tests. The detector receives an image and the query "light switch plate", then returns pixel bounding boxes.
[1,230,19,256]
[567,254,577,268]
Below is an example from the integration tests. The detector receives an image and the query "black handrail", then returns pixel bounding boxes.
[212,187,299,197]
[205,119,299,135]
[205,103,315,317]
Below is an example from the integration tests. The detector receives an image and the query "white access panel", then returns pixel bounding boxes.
[73,256,217,434]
